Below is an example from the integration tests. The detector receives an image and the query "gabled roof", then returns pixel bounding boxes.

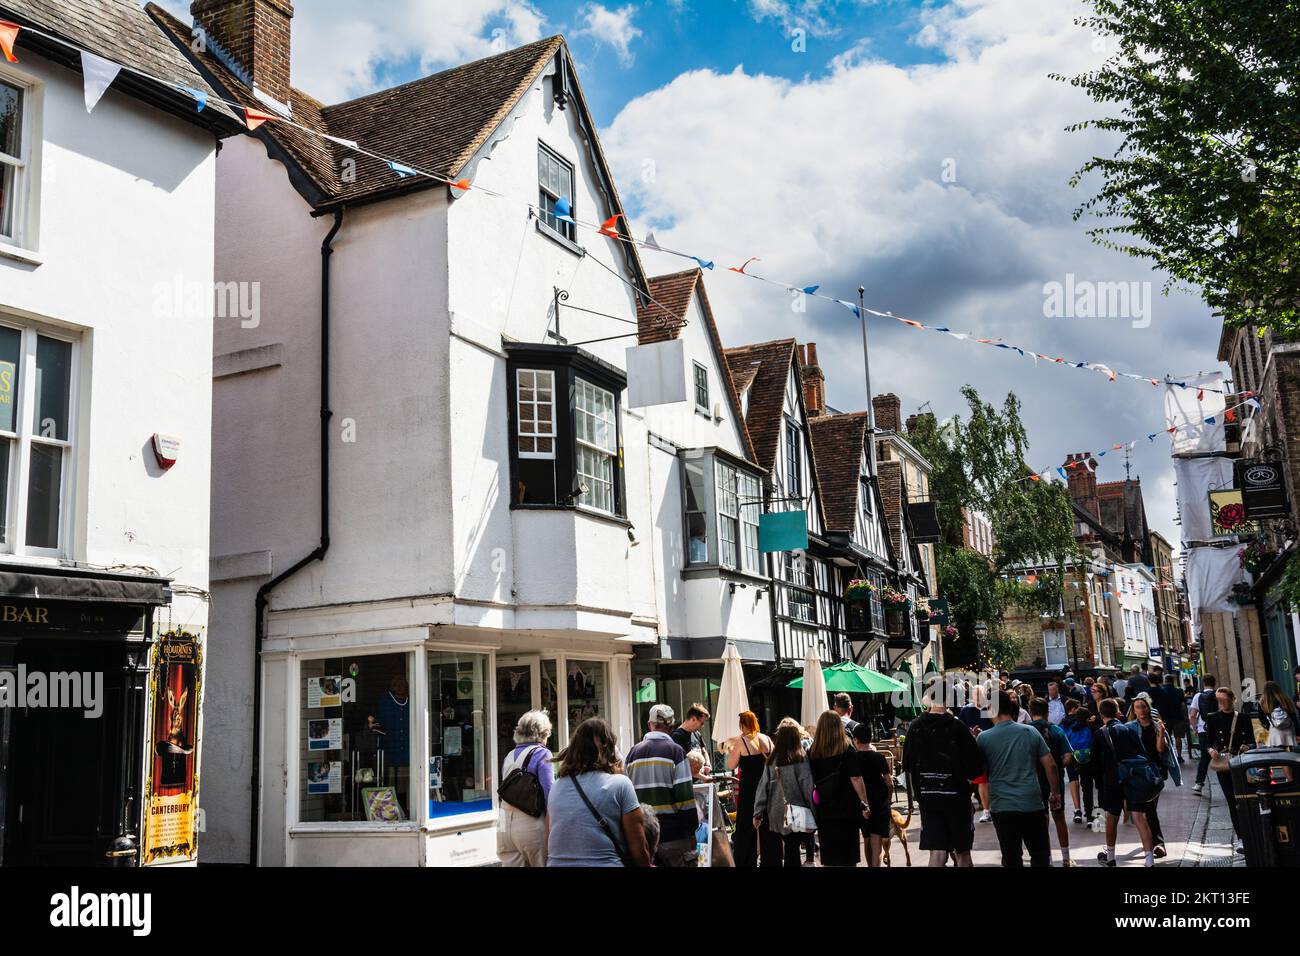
[150,3,562,204]
[724,338,798,472]
[0,0,239,132]
[637,269,756,463]
[808,412,867,535]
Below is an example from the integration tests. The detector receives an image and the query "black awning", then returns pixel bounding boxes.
[0,565,170,605]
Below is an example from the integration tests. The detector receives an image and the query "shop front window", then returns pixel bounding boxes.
[564,659,607,739]
[429,650,491,819]
[300,652,412,823]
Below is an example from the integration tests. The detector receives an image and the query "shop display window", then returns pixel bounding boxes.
[299,652,412,823]
[428,650,491,818]
[564,659,606,740]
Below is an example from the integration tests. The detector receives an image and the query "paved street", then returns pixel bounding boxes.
[879,755,1245,869]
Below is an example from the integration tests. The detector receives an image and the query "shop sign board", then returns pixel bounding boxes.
[142,629,204,865]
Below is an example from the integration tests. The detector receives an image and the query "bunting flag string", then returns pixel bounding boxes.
[0,16,1232,398]
[1012,395,1256,485]
[80,50,122,113]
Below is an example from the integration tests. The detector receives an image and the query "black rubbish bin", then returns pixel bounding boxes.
[1230,747,1300,867]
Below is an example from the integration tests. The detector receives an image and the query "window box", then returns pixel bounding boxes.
[505,342,627,518]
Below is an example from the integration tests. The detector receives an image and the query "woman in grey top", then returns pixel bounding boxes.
[546,718,651,867]
[752,723,816,868]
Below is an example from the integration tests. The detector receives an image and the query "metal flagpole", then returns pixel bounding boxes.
[860,286,877,474]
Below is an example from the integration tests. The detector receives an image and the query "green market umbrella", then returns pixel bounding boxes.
[894,660,921,720]
[788,660,907,695]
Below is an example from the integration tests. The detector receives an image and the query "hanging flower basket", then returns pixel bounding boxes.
[880,585,911,608]
[845,579,876,603]
[1238,542,1274,575]
[943,625,958,639]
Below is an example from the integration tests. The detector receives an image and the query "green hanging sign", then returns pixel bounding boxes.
[759,510,808,553]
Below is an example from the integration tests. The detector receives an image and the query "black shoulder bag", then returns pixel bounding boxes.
[569,774,632,866]
[498,746,547,817]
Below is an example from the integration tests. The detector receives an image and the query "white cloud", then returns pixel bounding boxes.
[147,0,547,102]
[601,0,1216,546]
[575,4,643,67]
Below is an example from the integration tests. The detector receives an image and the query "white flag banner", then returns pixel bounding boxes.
[81,51,122,113]
[1163,372,1227,455]
[625,339,687,408]
[1183,545,1243,615]
[1173,456,1234,543]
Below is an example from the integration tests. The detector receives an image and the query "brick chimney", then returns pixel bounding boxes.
[192,0,294,109]
[799,342,826,417]
[905,411,933,435]
[1065,452,1100,521]
[872,393,901,434]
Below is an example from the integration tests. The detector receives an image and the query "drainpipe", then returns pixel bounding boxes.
[248,207,344,866]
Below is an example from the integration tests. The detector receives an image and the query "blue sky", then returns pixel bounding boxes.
[151,0,1225,548]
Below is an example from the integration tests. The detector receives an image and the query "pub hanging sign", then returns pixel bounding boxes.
[1234,459,1290,521]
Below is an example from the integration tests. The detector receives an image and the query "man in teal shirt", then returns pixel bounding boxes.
[977,691,1062,867]
[1029,697,1075,866]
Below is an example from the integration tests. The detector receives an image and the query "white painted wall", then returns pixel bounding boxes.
[0,54,215,617]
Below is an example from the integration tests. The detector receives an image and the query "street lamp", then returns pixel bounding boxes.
[973,621,989,670]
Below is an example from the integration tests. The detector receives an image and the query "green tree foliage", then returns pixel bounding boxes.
[1058,0,1300,332]
[909,388,1084,668]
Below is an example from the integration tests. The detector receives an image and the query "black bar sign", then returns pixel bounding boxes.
[1235,459,1290,520]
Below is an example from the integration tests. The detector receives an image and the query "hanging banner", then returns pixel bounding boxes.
[759,510,808,552]
[625,339,688,408]
[1234,459,1289,520]
[142,629,204,865]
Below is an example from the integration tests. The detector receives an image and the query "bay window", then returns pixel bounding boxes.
[679,449,764,576]
[0,321,75,555]
[506,344,626,518]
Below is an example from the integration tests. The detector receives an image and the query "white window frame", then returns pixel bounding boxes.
[738,470,761,573]
[575,378,616,515]
[693,361,709,414]
[515,368,556,460]
[1043,628,1068,669]
[715,460,740,571]
[0,64,42,256]
[537,141,576,242]
[0,319,78,557]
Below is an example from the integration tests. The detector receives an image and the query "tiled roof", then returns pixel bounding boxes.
[637,270,756,463]
[877,459,905,557]
[149,3,563,206]
[808,413,867,534]
[637,269,697,344]
[730,361,760,395]
[724,338,796,471]
[1,0,238,128]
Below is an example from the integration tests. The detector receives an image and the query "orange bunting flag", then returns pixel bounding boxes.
[900,318,924,328]
[244,107,279,130]
[1225,408,1237,423]
[450,178,471,193]
[729,256,760,275]
[598,214,624,238]
[0,20,19,63]
[1028,473,1042,481]
[1197,389,1204,401]
[1167,426,1177,434]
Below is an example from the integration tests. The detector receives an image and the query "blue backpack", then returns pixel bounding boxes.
[1102,724,1163,805]
[1064,721,1093,765]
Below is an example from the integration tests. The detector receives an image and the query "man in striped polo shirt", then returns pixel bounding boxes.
[625,704,699,866]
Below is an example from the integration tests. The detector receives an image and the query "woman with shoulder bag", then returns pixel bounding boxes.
[497,710,554,866]
[752,723,816,867]
[1258,681,1298,747]
[808,711,873,867]
[1203,688,1254,847]
[1126,695,1170,858]
[546,718,651,867]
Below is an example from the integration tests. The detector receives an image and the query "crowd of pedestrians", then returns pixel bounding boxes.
[491,660,1288,867]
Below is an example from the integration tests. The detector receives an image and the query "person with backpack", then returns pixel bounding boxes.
[903,695,986,867]
[978,691,1061,867]
[1028,697,1075,866]
[496,710,554,866]
[1258,681,1298,747]
[1061,699,1096,825]
[1093,697,1159,867]
[1189,675,1218,794]
[1126,694,1170,858]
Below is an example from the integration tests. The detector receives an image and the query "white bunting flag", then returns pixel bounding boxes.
[81,51,122,113]
[643,231,662,252]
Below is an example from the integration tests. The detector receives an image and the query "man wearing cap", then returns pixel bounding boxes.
[1063,676,1087,705]
[625,704,699,867]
